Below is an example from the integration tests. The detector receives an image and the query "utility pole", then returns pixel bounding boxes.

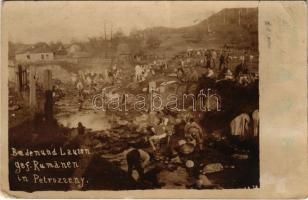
[238,9,241,26]
[110,24,113,41]
[111,24,114,60]
[104,21,107,40]
[104,21,107,58]
[207,19,211,33]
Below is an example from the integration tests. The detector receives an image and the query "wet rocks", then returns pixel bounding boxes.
[195,175,212,188]
[157,167,190,189]
[232,154,249,160]
[202,163,224,174]
[9,104,21,111]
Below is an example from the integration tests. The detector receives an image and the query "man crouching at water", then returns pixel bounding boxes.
[124,144,151,181]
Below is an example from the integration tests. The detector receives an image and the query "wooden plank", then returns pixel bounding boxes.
[29,65,37,111]
[43,69,53,91]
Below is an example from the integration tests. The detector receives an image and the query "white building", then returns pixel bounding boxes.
[15,45,54,63]
[66,44,82,55]
[15,52,54,63]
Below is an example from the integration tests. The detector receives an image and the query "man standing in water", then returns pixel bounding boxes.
[219,51,226,70]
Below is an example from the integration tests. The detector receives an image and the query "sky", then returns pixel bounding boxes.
[4,1,259,43]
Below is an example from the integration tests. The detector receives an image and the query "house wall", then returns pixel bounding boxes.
[15,52,54,62]
[8,65,28,91]
[8,66,16,84]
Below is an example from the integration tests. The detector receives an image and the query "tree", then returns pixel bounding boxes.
[112,29,126,47]
[85,37,107,56]
[193,27,205,42]
[113,30,125,39]
[146,34,161,49]
[49,41,66,55]
[129,27,139,38]
[127,37,142,55]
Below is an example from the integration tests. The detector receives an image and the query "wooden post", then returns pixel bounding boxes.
[149,81,156,112]
[44,90,53,122]
[43,69,52,91]
[15,64,22,93]
[29,65,37,111]
[23,66,27,86]
[43,69,53,121]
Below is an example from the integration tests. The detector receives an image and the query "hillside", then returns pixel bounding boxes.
[141,8,258,56]
[9,8,258,60]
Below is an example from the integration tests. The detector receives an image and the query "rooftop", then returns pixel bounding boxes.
[15,43,53,54]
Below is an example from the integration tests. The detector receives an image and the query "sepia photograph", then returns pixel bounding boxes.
[5,1,260,192]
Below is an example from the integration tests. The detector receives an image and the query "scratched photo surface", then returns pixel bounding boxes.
[6,1,259,191]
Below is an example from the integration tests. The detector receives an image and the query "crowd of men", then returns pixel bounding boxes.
[134,60,168,82]
[67,46,259,187]
[69,46,258,109]
[176,48,257,83]
[123,106,258,185]
[68,64,124,109]
[121,47,259,185]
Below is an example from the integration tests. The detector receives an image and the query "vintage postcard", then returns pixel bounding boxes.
[1,1,307,198]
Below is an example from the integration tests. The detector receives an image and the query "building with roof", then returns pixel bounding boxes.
[66,43,82,55]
